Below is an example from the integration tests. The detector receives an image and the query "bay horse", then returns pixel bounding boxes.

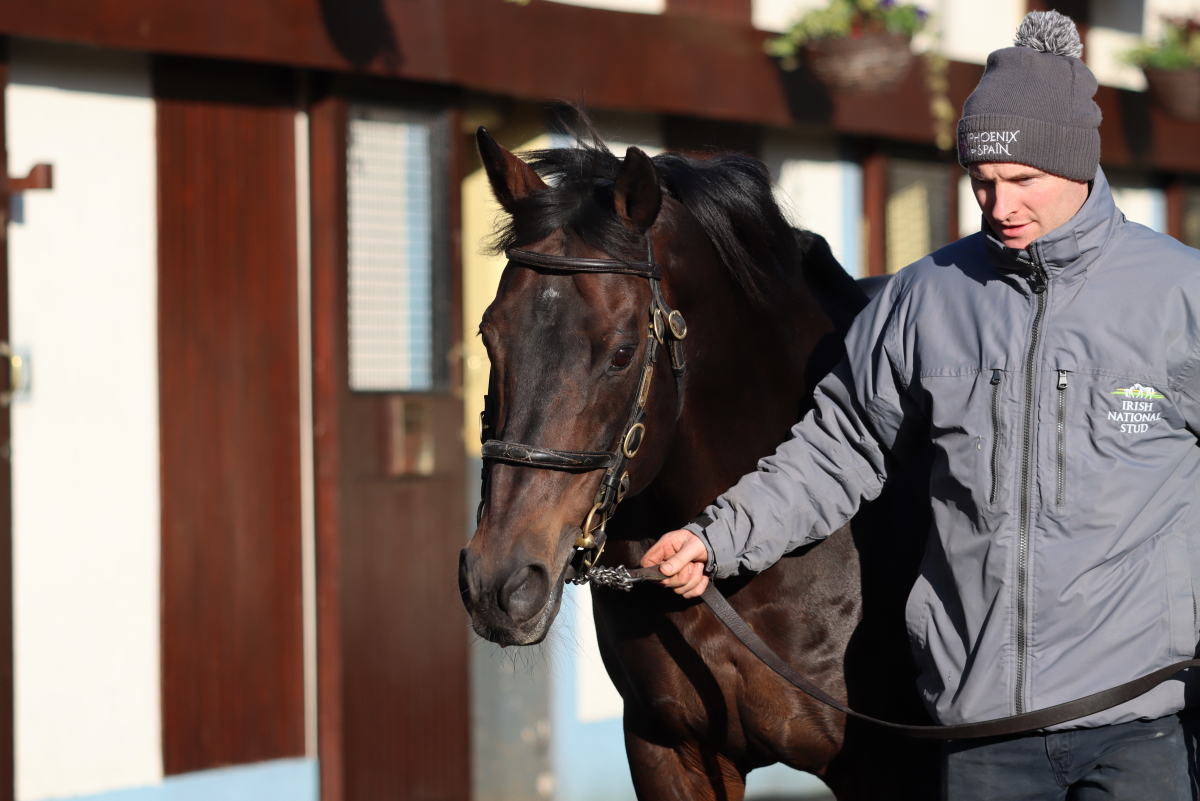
[458,125,938,800]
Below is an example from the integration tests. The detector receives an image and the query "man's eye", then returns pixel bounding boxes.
[611,346,636,369]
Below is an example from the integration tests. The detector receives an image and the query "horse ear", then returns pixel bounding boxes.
[476,126,548,212]
[613,147,661,232]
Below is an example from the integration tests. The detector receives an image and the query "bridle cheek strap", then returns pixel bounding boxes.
[477,233,687,577]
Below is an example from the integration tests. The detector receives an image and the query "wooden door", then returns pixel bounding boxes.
[310,91,469,801]
[155,58,306,774]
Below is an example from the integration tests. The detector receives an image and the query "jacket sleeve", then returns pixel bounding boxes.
[685,276,927,579]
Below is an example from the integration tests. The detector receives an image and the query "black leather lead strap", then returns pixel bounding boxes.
[609,566,1200,740]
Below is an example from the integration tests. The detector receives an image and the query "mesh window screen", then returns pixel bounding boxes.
[347,104,450,392]
[1184,187,1200,250]
[886,159,951,274]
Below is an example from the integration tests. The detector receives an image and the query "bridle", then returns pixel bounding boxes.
[477,232,688,579]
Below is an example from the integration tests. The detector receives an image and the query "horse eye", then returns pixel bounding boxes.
[611,346,636,370]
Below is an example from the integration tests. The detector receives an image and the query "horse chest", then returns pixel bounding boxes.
[593,587,829,749]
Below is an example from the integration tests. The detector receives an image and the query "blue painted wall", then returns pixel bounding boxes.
[550,585,831,801]
[49,758,316,801]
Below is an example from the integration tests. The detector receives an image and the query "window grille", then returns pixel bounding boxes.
[1185,188,1200,250]
[346,104,449,392]
[886,160,951,274]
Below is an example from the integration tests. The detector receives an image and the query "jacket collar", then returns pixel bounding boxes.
[983,166,1122,283]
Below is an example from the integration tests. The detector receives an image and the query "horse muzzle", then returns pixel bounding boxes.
[458,542,569,646]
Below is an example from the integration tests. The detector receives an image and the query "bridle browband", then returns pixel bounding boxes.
[477,233,687,578]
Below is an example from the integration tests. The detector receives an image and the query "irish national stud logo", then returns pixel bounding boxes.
[1108,384,1164,434]
[1112,383,1164,400]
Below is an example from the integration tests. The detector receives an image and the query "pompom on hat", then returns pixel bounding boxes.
[957,10,1101,181]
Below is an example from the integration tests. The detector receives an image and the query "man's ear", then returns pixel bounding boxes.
[476,126,548,212]
[613,146,661,232]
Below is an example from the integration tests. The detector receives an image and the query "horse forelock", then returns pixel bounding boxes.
[486,123,809,307]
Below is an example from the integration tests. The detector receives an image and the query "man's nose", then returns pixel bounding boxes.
[991,184,1017,220]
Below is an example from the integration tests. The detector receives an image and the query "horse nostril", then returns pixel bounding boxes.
[497,564,550,624]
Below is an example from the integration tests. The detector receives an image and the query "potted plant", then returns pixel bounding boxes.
[766,0,929,94]
[1122,16,1200,122]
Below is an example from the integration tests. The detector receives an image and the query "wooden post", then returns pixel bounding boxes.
[862,149,888,276]
[1166,179,1185,243]
[308,89,347,801]
[0,34,14,801]
[947,161,962,243]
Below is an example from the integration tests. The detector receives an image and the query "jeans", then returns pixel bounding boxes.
[942,713,1199,800]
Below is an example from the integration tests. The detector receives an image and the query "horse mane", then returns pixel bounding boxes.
[489,120,848,308]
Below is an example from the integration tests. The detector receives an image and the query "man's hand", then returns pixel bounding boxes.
[641,529,710,599]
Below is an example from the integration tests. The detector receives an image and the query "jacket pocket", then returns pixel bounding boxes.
[1165,532,1197,657]
[1055,370,1069,506]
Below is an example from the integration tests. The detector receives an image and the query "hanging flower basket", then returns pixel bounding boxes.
[765,0,928,93]
[1143,67,1200,122]
[804,32,916,94]
[1122,16,1200,121]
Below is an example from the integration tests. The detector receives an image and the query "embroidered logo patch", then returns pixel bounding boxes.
[1111,383,1164,400]
[1107,384,1163,433]
[963,130,1021,158]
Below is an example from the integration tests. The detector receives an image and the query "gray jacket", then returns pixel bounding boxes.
[689,168,1200,728]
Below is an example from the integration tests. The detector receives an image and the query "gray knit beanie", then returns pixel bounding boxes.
[957,11,1101,181]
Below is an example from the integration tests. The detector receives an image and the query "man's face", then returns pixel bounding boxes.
[969,162,1090,250]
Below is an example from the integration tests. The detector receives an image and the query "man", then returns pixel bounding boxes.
[643,10,1200,799]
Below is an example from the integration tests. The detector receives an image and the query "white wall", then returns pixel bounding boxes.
[762,128,863,277]
[958,173,979,239]
[753,0,829,32]
[1088,0,1200,90]
[1109,174,1169,233]
[545,0,664,13]
[7,40,161,800]
[933,0,1025,65]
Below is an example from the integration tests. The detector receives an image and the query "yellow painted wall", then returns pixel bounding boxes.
[461,134,555,456]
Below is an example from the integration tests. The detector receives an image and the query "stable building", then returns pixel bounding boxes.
[0,1,1195,800]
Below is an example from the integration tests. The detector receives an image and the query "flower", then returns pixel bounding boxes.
[1121,15,1200,71]
[765,0,931,61]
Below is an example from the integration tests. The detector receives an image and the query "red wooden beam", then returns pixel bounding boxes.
[3,0,1200,175]
[666,0,751,26]
[1166,180,1185,242]
[862,149,888,277]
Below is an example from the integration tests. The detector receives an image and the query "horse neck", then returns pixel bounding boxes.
[648,262,836,530]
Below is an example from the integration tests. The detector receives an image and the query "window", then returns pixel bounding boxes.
[886,159,952,274]
[1183,187,1200,250]
[346,104,450,392]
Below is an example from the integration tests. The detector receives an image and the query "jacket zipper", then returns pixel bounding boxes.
[1015,245,1048,715]
[989,369,1002,504]
[1056,370,1068,506]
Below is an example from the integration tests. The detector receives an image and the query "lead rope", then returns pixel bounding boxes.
[584,565,1200,739]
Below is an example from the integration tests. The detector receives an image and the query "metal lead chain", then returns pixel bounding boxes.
[579,565,636,590]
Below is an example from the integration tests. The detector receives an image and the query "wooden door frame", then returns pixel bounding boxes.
[309,76,469,801]
[309,87,348,801]
[0,35,14,801]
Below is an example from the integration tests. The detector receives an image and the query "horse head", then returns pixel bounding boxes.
[458,128,702,646]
